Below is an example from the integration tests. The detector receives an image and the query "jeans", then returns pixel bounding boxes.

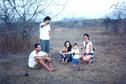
[40,40,50,53]
[72,59,80,64]
[61,54,72,62]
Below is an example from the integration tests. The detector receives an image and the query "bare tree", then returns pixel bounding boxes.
[0,0,68,54]
[103,0,126,32]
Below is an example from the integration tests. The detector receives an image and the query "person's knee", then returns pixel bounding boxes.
[48,57,51,61]
[38,59,45,64]
[82,56,90,61]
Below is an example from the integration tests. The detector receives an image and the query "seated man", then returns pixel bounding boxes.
[28,43,56,72]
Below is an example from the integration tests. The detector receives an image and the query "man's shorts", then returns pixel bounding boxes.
[72,59,80,64]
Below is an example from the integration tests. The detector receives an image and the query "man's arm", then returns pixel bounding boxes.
[34,56,42,60]
[40,23,48,28]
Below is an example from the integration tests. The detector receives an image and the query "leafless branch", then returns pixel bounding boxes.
[52,0,68,19]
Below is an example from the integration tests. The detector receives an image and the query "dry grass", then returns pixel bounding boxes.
[0,27,126,84]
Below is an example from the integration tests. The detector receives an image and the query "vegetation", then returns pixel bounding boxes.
[103,0,126,32]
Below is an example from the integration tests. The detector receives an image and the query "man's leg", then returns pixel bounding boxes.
[48,62,56,71]
[45,57,56,71]
[40,40,46,52]
[37,59,53,72]
[46,40,50,53]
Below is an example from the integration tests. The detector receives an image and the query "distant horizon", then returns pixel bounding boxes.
[41,0,121,21]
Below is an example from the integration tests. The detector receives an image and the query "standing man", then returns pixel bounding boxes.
[39,16,51,53]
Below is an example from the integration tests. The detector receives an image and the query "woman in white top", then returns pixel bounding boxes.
[81,34,94,64]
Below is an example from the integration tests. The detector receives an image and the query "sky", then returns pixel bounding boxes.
[0,0,124,21]
[46,0,121,21]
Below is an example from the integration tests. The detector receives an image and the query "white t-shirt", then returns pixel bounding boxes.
[39,22,51,40]
[83,41,94,54]
[71,48,80,59]
[28,50,47,68]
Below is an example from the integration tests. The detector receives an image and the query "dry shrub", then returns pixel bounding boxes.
[0,23,39,55]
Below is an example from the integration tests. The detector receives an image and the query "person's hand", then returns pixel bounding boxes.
[41,23,48,28]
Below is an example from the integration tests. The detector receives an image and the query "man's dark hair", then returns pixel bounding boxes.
[34,43,40,48]
[43,16,51,22]
[83,33,89,39]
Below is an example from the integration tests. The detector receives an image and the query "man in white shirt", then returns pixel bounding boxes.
[39,16,51,53]
[28,43,56,72]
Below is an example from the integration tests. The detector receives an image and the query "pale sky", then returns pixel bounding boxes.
[1,0,124,21]
[46,0,121,21]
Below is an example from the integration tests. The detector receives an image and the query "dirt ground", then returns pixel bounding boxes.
[0,27,126,84]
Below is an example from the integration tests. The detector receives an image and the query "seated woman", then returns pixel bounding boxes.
[60,41,72,64]
[81,34,94,64]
